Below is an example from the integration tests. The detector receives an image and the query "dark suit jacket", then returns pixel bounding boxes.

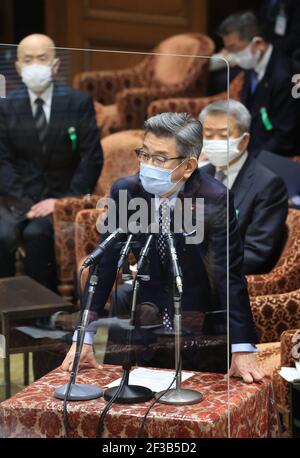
[202,156,288,275]
[259,0,300,56]
[0,83,103,211]
[88,170,258,345]
[240,48,298,156]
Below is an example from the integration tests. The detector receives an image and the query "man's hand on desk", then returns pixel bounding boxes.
[61,342,101,372]
[26,198,57,218]
[229,352,265,383]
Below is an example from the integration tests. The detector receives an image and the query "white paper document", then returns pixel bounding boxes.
[16,326,69,340]
[279,365,300,382]
[105,367,195,393]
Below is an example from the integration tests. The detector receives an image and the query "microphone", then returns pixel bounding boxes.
[117,233,134,270]
[165,232,183,294]
[137,233,154,272]
[82,228,124,268]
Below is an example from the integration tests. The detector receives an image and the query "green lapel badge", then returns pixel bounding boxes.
[235,208,240,219]
[260,107,273,131]
[68,127,77,151]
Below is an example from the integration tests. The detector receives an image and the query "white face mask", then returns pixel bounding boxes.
[21,64,53,93]
[231,39,262,70]
[202,134,245,168]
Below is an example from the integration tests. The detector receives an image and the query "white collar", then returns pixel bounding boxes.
[28,83,54,107]
[154,183,185,210]
[217,151,248,176]
[254,45,273,81]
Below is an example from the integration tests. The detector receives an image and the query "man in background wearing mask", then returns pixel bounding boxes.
[218,11,298,156]
[62,112,264,384]
[200,99,288,275]
[0,34,103,291]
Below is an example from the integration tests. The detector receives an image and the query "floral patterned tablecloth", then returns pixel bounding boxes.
[0,365,279,438]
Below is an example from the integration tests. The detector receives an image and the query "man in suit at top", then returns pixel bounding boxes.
[258,0,300,57]
[0,34,103,291]
[199,99,288,275]
[61,112,264,383]
[218,11,299,156]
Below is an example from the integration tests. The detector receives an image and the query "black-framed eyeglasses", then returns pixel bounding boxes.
[134,148,185,167]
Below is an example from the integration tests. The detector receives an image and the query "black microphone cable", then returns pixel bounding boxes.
[63,264,85,437]
[97,270,137,437]
[138,363,181,438]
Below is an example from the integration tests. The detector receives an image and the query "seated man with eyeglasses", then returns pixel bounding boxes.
[62,112,263,384]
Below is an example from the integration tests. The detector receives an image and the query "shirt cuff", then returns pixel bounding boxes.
[231,343,259,353]
[72,330,94,345]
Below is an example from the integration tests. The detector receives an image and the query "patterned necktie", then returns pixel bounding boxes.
[157,200,173,331]
[34,98,48,152]
[157,200,170,263]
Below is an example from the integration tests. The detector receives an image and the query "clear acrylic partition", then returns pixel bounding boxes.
[0,44,238,438]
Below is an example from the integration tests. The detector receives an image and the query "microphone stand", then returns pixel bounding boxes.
[54,263,103,401]
[104,233,154,403]
[155,233,203,405]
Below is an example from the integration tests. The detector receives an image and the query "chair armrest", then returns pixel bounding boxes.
[250,289,300,343]
[53,195,101,296]
[116,86,191,129]
[247,268,300,297]
[147,70,246,118]
[280,328,300,366]
[147,93,227,118]
[74,208,106,268]
[73,66,145,105]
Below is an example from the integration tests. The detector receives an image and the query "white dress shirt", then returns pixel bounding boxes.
[254,44,273,82]
[28,83,53,123]
[215,151,248,189]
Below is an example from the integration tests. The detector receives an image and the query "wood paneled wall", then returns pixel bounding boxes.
[45,0,208,77]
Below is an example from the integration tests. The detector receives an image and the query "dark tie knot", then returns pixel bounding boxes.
[35,98,44,107]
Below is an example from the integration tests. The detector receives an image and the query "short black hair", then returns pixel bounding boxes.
[218,10,268,42]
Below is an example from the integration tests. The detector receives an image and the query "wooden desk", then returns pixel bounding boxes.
[0,364,279,438]
[0,276,74,399]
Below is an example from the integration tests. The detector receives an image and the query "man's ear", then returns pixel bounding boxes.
[183,157,198,179]
[15,61,21,77]
[252,36,266,53]
[52,58,60,75]
[239,133,250,151]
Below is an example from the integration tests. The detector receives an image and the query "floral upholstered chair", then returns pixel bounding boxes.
[272,328,300,433]
[147,70,245,118]
[73,33,214,135]
[250,289,300,343]
[247,209,300,297]
[53,129,143,298]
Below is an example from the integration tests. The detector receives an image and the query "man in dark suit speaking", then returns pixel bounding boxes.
[199,99,288,275]
[0,34,103,291]
[62,112,264,383]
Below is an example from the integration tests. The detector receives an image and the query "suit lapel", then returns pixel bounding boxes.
[45,83,71,162]
[231,156,255,210]
[11,85,41,151]
[249,48,275,117]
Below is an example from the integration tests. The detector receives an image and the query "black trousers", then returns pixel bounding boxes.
[0,201,58,292]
